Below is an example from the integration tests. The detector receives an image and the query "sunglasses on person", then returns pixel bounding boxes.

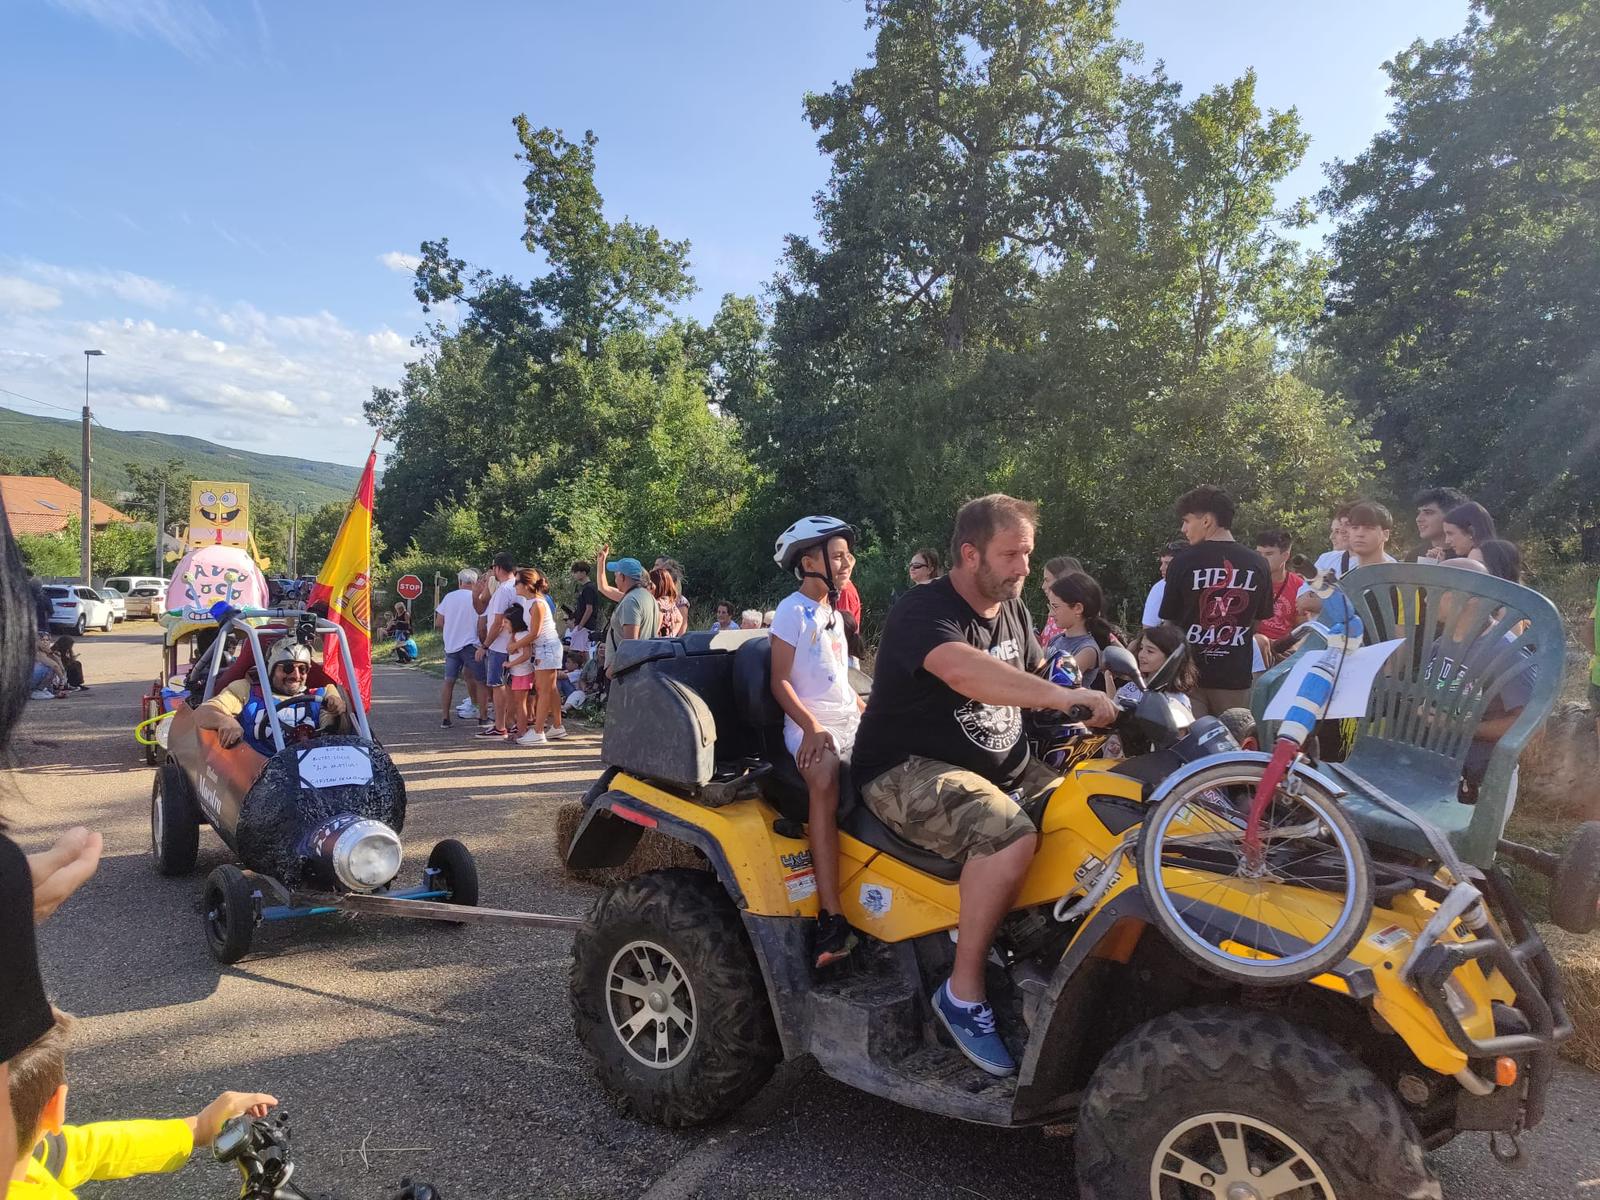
[277,662,311,676]
[909,559,929,571]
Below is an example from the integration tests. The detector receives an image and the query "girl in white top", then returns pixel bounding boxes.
[515,568,567,746]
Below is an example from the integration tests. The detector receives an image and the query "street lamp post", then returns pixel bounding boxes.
[81,350,104,583]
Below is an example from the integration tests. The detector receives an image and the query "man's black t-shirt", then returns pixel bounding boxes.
[853,575,1044,791]
[575,581,602,632]
[1159,539,1274,691]
[1,834,52,1061]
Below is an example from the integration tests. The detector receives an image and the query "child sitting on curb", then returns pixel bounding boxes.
[8,1008,277,1199]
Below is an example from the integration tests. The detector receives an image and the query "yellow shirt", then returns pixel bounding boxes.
[13,1119,194,1199]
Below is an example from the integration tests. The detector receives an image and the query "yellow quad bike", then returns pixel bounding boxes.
[566,630,1571,1199]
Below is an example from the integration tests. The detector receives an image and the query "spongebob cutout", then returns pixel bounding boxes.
[188,481,251,550]
[163,545,268,618]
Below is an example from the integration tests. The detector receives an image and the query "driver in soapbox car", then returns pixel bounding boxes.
[196,636,351,753]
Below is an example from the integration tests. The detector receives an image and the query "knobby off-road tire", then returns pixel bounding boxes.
[1076,1007,1440,1200]
[570,868,780,1128]
[1551,820,1600,934]
[151,761,200,876]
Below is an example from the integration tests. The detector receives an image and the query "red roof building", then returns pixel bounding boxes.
[0,475,134,536]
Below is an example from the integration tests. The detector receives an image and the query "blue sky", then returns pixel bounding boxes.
[0,0,1470,465]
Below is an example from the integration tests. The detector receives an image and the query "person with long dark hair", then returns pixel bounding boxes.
[1477,538,1522,584]
[1,512,103,1190]
[1443,501,1497,561]
[1045,571,1116,678]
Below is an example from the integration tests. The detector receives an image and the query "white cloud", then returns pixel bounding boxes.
[0,261,413,462]
[0,277,62,312]
[23,263,178,309]
[47,0,227,61]
[378,251,422,275]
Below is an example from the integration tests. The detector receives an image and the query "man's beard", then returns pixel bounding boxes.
[974,557,1024,603]
[274,672,307,697]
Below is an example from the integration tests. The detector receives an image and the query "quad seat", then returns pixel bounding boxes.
[729,638,962,882]
[1252,563,1562,866]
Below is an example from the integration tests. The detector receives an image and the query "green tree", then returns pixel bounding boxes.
[1319,0,1600,539]
[121,457,193,523]
[32,448,80,488]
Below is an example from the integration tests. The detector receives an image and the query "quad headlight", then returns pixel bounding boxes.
[330,819,403,891]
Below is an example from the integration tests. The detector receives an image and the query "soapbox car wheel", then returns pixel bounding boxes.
[1550,820,1600,935]
[204,864,258,964]
[1076,1007,1437,1200]
[570,868,780,1128]
[427,838,479,910]
[151,761,199,876]
[142,693,162,766]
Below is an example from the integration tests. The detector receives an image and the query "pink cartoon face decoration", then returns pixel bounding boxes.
[165,546,269,617]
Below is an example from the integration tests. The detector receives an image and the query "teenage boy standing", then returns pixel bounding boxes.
[1253,529,1303,649]
[1160,485,1273,717]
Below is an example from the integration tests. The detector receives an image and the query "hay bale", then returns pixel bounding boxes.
[553,799,708,888]
[1520,702,1600,825]
[1538,924,1600,1072]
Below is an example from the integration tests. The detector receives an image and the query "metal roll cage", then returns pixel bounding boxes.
[199,605,374,750]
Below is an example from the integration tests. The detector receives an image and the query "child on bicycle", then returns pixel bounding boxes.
[7,1007,277,1199]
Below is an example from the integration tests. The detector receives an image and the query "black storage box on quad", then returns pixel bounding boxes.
[600,632,765,791]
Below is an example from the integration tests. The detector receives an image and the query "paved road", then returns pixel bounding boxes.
[9,624,1600,1199]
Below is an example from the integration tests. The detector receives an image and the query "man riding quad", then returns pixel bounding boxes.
[852,493,1116,1076]
[195,636,350,754]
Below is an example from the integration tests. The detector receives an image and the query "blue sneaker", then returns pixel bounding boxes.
[932,981,1015,1077]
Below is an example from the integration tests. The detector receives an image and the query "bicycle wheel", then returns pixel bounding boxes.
[1137,761,1373,986]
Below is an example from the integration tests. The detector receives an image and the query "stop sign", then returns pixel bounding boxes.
[395,574,423,601]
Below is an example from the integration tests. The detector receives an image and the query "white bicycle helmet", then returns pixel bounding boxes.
[773,516,855,572]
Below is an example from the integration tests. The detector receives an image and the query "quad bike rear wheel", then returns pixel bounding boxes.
[570,868,780,1128]
[1076,1007,1439,1200]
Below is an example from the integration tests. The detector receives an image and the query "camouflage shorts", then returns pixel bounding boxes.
[860,756,1059,864]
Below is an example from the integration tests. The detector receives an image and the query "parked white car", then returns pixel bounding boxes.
[43,584,117,634]
[97,586,128,623]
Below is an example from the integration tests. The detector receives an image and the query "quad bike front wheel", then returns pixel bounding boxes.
[1076,1007,1440,1200]
[1138,762,1373,986]
[570,868,780,1128]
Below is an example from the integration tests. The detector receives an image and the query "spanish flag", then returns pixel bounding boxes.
[308,450,376,709]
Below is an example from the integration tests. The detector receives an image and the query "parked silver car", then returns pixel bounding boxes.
[97,586,128,623]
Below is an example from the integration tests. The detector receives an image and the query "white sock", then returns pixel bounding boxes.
[944,981,983,1010]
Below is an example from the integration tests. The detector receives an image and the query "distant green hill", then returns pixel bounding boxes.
[0,406,365,507]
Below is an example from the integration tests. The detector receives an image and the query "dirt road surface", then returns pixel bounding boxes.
[9,624,1599,1199]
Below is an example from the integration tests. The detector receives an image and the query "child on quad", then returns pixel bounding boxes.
[769,516,866,968]
[7,1007,277,1199]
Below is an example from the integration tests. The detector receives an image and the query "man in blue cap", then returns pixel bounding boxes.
[595,543,661,678]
